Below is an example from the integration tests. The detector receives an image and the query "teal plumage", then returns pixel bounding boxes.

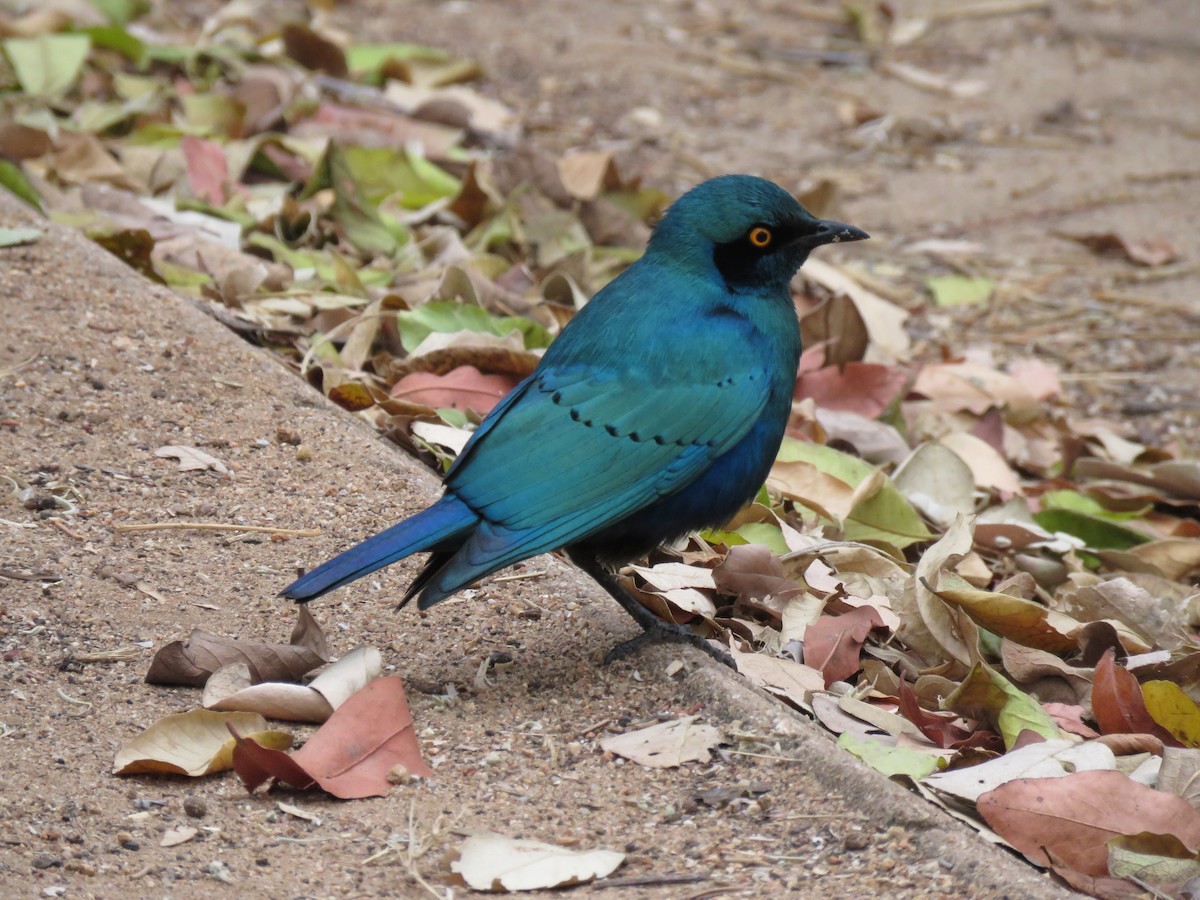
[283,175,868,663]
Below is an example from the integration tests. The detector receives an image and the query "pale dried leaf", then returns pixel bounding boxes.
[451,833,624,891]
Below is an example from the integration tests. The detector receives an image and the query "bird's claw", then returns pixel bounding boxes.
[603,620,736,669]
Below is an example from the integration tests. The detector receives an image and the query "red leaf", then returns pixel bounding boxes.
[229,725,318,792]
[794,363,907,418]
[1093,649,1180,746]
[897,679,974,748]
[1043,702,1100,739]
[802,606,884,687]
[293,676,432,797]
[978,769,1200,876]
[181,135,229,206]
[390,365,518,414]
[229,676,432,799]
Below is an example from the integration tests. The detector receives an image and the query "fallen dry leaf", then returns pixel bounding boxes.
[978,769,1200,876]
[230,675,431,798]
[146,605,329,687]
[599,716,722,769]
[451,833,624,891]
[154,444,229,474]
[113,709,292,777]
[202,645,383,722]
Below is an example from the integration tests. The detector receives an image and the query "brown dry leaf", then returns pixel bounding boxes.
[978,769,1200,875]
[557,149,620,201]
[154,445,229,474]
[451,834,624,891]
[1062,230,1181,267]
[795,362,909,420]
[733,650,825,709]
[800,258,910,360]
[803,606,885,687]
[230,675,431,798]
[113,709,292,776]
[892,442,977,529]
[934,584,1080,653]
[1092,649,1180,747]
[145,605,329,687]
[390,365,521,414]
[203,646,383,722]
[598,716,722,768]
[1160,747,1200,810]
[895,514,975,667]
[938,432,1022,495]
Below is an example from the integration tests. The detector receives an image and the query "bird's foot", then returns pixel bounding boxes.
[603,620,736,670]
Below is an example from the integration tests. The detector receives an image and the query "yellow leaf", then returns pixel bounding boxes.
[113,709,293,776]
[1144,681,1200,748]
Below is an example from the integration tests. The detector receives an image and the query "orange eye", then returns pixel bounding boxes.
[748,226,773,248]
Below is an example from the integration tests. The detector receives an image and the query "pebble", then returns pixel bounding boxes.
[183,797,207,819]
[843,832,870,851]
[31,854,61,869]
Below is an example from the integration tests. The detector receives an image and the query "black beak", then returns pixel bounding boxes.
[812,218,870,245]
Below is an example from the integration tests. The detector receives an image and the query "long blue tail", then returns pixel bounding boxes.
[281,495,476,603]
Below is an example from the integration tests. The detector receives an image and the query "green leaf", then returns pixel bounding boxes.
[1041,489,1151,522]
[1108,833,1200,889]
[1033,507,1152,550]
[926,275,994,307]
[777,439,931,548]
[3,34,92,97]
[85,0,151,25]
[0,160,43,210]
[395,301,552,353]
[0,228,43,247]
[1143,680,1200,748]
[837,732,944,780]
[304,142,403,256]
[344,43,447,83]
[340,146,460,209]
[944,662,1060,749]
[80,25,145,63]
[730,523,788,556]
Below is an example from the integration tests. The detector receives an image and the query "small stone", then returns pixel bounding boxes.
[276,426,302,445]
[881,857,897,871]
[295,444,313,462]
[183,797,207,819]
[31,854,61,869]
[843,832,870,851]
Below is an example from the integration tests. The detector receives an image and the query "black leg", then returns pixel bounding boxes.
[567,551,735,669]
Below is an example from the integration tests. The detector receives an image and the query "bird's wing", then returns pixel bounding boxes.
[441,362,771,564]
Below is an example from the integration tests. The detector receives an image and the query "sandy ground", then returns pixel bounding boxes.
[0,200,1063,897]
[5,0,1199,896]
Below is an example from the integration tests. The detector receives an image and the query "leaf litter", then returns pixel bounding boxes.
[5,2,1199,895]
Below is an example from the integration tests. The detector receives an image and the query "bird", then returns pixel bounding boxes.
[283,174,869,666]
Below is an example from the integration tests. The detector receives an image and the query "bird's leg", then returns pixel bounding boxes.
[568,552,735,669]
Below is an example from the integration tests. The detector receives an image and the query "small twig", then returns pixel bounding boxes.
[47,518,85,540]
[0,568,62,583]
[578,718,612,737]
[929,0,1049,22]
[492,570,546,583]
[114,522,321,536]
[57,688,92,716]
[590,873,709,889]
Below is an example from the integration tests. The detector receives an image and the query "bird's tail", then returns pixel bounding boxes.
[281,495,476,603]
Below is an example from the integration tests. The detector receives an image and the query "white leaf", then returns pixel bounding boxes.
[924,739,1116,803]
[598,715,721,768]
[154,445,228,474]
[452,833,623,891]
